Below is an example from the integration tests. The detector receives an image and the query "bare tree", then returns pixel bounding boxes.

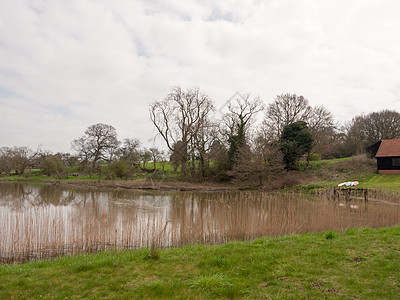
[229,133,283,187]
[306,106,336,159]
[149,86,214,176]
[140,148,152,169]
[339,115,366,157]
[117,138,141,170]
[264,94,312,139]
[223,94,264,168]
[60,153,79,168]
[342,109,400,156]
[264,94,337,159]
[6,146,39,175]
[361,109,400,144]
[149,147,164,170]
[224,94,264,138]
[0,147,13,175]
[40,155,66,178]
[71,123,120,167]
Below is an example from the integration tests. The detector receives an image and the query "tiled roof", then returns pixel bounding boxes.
[375,139,400,157]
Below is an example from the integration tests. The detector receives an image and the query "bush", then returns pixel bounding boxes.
[324,231,336,240]
[105,160,129,179]
[284,172,303,187]
[309,153,321,161]
[40,156,66,178]
[333,155,376,174]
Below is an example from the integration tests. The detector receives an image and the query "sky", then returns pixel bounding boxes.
[0,0,399,153]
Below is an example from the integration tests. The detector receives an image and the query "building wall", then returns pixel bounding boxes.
[377,156,400,172]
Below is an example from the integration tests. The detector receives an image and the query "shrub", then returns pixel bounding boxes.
[105,160,129,179]
[309,153,321,161]
[40,156,66,178]
[324,231,336,240]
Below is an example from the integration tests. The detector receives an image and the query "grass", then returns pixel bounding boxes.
[295,173,400,192]
[298,157,352,171]
[361,174,400,189]
[0,161,180,182]
[0,226,399,299]
[293,155,400,191]
[3,155,400,192]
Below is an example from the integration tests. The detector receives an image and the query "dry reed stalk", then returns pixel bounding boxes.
[1,187,400,263]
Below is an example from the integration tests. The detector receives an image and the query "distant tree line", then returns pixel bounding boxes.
[0,124,167,180]
[1,86,400,187]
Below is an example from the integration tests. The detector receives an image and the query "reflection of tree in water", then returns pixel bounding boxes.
[167,192,270,246]
[0,183,80,209]
[0,183,44,209]
[2,183,400,263]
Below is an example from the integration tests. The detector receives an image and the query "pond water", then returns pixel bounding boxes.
[1,182,399,263]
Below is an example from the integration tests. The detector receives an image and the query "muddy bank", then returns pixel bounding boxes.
[64,179,237,191]
[0,178,236,191]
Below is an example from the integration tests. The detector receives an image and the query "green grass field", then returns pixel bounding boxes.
[361,174,400,189]
[1,226,399,299]
[298,173,400,191]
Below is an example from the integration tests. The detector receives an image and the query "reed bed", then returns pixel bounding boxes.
[1,183,400,263]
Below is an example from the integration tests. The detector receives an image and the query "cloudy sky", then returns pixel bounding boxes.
[0,0,399,152]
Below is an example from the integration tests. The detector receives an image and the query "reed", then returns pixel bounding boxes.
[1,185,400,263]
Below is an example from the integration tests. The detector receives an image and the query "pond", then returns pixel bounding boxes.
[1,182,399,263]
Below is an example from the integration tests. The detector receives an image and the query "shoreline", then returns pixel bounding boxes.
[0,178,238,192]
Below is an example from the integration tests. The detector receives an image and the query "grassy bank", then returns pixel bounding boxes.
[1,226,399,299]
[294,155,400,192]
[2,155,400,191]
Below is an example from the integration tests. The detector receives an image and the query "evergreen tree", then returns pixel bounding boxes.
[280,121,313,170]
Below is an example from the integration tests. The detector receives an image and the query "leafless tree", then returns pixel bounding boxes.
[60,153,79,168]
[264,94,312,139]
[222,94,264,168]
[40,155,66,178]
[7,146,39,175]
[264,94,337,159]
[342,109,400,156]
[188,117,220,178]
[140,148,152,169]
[71,123,120,167]
[361,109,400,143]
[0,147,13,175]
[149,147,164,170]
[306,106,337,158]
[117,138,141,170]
[228,133,283,187]
[223,94,264,138]
[149,86,214,176]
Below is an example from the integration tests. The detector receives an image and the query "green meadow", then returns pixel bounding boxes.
[361,174,400,189]
[1,226,399,299]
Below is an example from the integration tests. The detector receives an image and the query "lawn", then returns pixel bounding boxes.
[361,174,400,190]
[1,226,399,299]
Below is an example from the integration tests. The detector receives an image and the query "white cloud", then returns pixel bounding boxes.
[0,0,399,152]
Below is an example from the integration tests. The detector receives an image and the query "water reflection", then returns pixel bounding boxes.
[0,182,399,263]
